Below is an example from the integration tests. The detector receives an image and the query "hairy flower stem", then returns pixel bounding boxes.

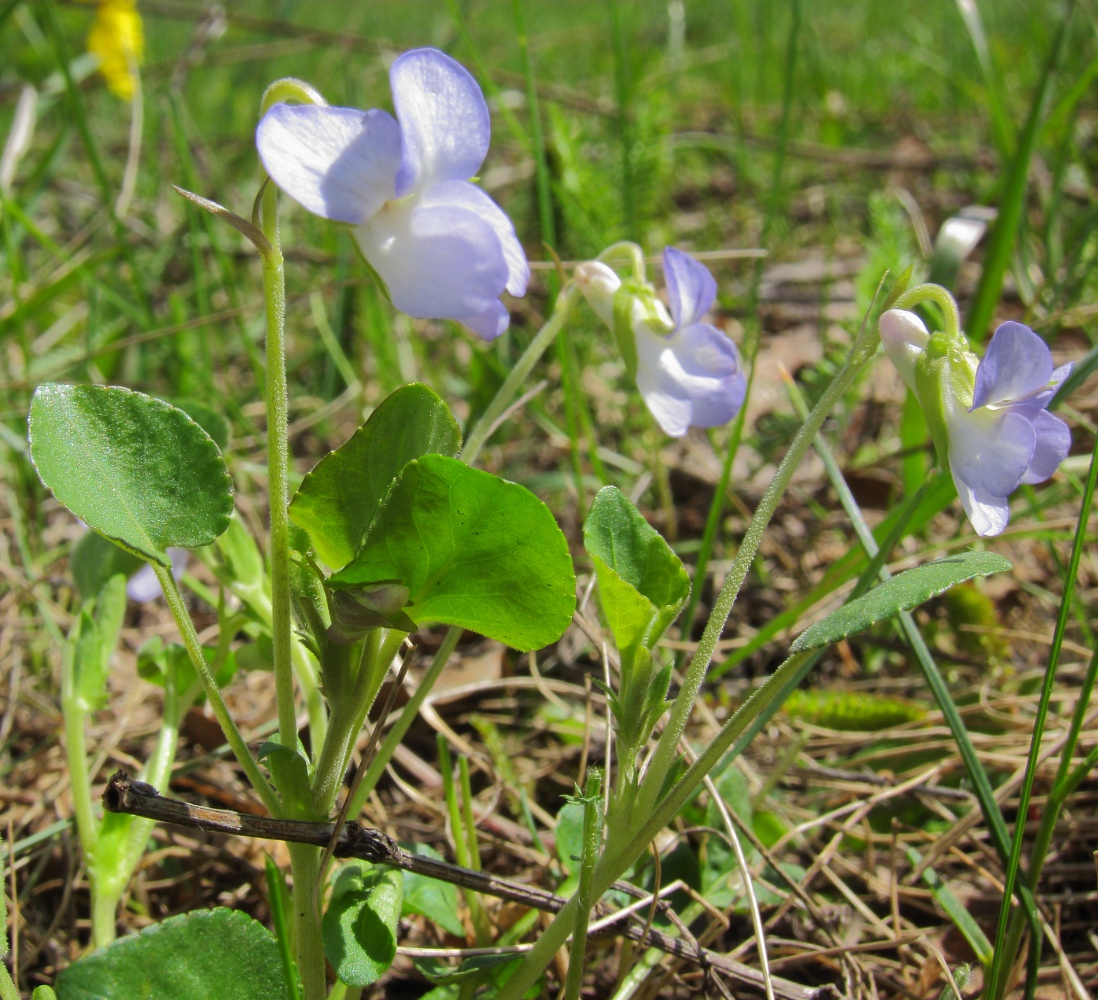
[154,565,279,813]
[633,308,882,822]
[891,283,961,340]
[257,184,299,757]
[500,300,885,1000]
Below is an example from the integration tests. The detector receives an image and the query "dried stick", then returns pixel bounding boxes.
[104,773,837,1000]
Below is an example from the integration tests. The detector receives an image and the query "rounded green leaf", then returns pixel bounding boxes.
[323,860,404,988]
[790,552,1012,653]
[331,454,576,652]
[583,486,689,650]
[29,384,234,566]
[54,909,290,1000]
[289,383,461,569]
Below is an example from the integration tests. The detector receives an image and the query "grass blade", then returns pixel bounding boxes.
[965,1,1075,341]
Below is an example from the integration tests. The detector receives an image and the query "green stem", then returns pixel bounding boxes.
[633,312,882,821]
[344,626,462,820]
[461,286,580,466]
[311,629,404,817]
[287,843,325,1000]
[155,564,280,814]
[60,649,97,862]
[92,671,184,948]
[257,184,299,756]
[564,770,603,1000]
[891,283,962,340]
[497,651,814,1000]
[988,413,1098,1000]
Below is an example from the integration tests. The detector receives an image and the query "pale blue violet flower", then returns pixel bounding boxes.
[575,247,746,437]
[256,48,528,339]
[880,308,1072,537]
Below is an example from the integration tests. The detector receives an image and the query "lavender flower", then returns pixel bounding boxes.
[256,48,528,340]
[576,247,746,437]
[880,309,1072,536]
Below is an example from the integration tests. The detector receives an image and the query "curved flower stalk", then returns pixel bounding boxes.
[87,0,143,101]
[256,48,528,339]
[575,246,746,437]
[880,307,1072,536]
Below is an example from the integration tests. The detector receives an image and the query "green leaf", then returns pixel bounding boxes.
[555,800,585,877]
[583,487,689,649]
[70,574,127,712]
[415,954,520,986]
[29,384,234,566]
[907,846,993,965]
[322,860,403,988]
[70,531,142,600]
[53,909,289,1000]
[257,742,316,820]
[791,552,1012,653]
[401,844,465,937]
[173,399,230,451]
[290,383,461,569]
[332,455,576,652]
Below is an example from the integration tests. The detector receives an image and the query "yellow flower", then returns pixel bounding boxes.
[87,0,144,102]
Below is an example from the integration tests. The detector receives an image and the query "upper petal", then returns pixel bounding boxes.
[951,467,1010,537]
[947,406,1035,498]
[634,322,746,436]
[879,309,929,389]
[257,104,401,224]
[662,246,716,330]
[354,181,513,339]
[971,321,1054,410]
[391,48,490,197]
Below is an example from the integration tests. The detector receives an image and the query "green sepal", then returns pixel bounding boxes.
[913,331,978,471]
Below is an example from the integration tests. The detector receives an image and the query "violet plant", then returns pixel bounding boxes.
[21,40,1086,1000]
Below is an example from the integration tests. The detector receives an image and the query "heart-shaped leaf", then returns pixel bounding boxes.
[583,487,689,652]
[331,455,576,652]
[791,552,1012,653]
[53,909,289,1000]
[290,383,461,569]
[29,384,234,566]
[322,860,403,988]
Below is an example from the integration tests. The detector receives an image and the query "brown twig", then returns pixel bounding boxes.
[104,772,839,1000]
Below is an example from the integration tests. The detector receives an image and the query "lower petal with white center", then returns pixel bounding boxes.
[354,183,516,340]
[946,406,1034,499]
[634,322,746,437]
